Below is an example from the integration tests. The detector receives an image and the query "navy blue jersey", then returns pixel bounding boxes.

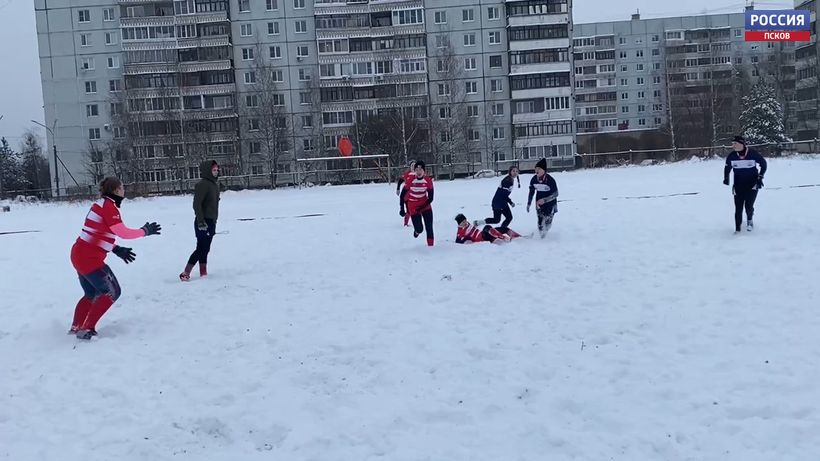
[724,149,767,188]
[491,176,515,209]
[527,174,558,206]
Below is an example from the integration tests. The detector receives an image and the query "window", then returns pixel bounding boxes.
[240,24,252,36]
[439,107,451,119]
[468,105,479,117]
[488,7,500,20]
[109,79,122,92]
[653,103,663,111]
[654,117,663,125]
[653,76,661,84]
[489,31,501,45]
[464,33,476,46]
[465,57,477,70]
[272,94,285,106]
[637,91,645,98]
[619,51,627,59]
[245,71,256,84]
[638,104,646,112]
[249,119,260,131]
[239,0,250,12]
[294,0,305,8]
[242,48,254,60]
[78,10,90,23]
[638,118,646,126]
[635,37,643,44]
[85,81,97,93]
[492,103,504,116]
[653,90,661,98]
[489,55,502,68]
[435,11,447,24]
[86,104,99,117]
[299,92,311,105]
[493,127,505,140]
[107,56,119,68]
[437,83,450,96]
[491,79,502,92]
[271,70,284,82]
[245,95,259,107]
[301,115,313,128]
[392,9,424,25]
[619,37,626,44]
[103,8,115,21]
[89,128,101,140]
[267,0,278,10]
[268,22,280,35]
[652,49,660,56]
[469,129,480,141]
[622,106,629,113]
[636,77,644,85]
[295,20,307,33]
[105,32,117,45]
[652,35,659,42]
[299,69,311,81]
[620,78,628,86]
[80,33,92,47]
[666,31,682,40]
[297,46,309,57]
[636,50,644,58]
[734,29,742,37]
[462,9,474,22]
[250,142,261,154]
[270,46,281,59]
[636,64,644,71]
[303,139,314,151]
[466,81,477,94]
[621,92,628,100]
[653,62,661,70]
[620,65,628,72]
[113,127,125,139]
[435,35,449,48]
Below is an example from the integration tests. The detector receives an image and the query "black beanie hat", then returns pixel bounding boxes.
[732,136,746,146]
[415,160,426,171]
[535,158,547,170]
[455,213,467,224]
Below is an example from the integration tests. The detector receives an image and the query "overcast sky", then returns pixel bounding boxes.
[0,0,794,145]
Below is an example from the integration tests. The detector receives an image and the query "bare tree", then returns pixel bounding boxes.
[429,38,472,177]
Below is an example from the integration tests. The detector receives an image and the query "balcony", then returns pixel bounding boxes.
[510,37,569,52]
[124,59,232,75]
[131,132,236,146]
[314,0,422,15]
[317,48,426,64]
[508,14,569,28]
[511,86,572,100]
[510,62,570,75]
[122,40,179,51]
[176,12,229,25]
[320,95,428,112]
[316,23,425,40]
[125,83,234,98]
[177,35,231,49]
[120,16,175,27]
[319,72,426,88]
[513,109,573,124]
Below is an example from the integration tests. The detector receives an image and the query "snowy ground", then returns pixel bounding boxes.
[2,156,820,461]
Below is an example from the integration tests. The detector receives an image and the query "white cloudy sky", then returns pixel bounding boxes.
[0,0,794,144]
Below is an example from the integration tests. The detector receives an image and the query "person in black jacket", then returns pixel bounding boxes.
[475,166,520,232]
[180,160,220,281]
[723,135,767,233]
[527,158,559,238]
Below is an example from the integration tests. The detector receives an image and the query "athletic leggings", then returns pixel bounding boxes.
[485,205,513,231]
[411,207,434,245]
[733,186,758,230]
[187,219,216,265]
[537,201,556,232]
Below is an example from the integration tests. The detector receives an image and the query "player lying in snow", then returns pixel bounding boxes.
[454,214,521,244]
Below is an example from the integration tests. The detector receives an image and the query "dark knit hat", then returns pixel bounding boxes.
[455,213,467,224]
[732,136,746,146]
[535,158,547,170]
[415,160,426,171]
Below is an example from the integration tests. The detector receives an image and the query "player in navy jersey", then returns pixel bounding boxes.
[724,135,767,233]
[475,166,520,232]
[527,159,559,238]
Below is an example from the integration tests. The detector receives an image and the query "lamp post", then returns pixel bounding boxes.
[31,119,59,197]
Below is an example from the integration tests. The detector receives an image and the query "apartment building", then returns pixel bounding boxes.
[35,0,576,193]
[574,10,796,152]
[794,0,819,142]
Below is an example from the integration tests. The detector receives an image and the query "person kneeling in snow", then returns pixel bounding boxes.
[455,214,520,244]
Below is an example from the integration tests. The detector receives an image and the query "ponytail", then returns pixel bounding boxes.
[517,175,521,188]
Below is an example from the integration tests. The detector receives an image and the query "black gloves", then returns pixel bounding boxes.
[399,208,406,217]
[141,222,161,236]
[756,175,764,189]
[723,178,729,186]
[113,245,136,264]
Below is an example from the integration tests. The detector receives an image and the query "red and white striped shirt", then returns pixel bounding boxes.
[403,175,433,205]
[77,197,124,252]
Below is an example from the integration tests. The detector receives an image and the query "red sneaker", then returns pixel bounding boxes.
[179,272,191,282]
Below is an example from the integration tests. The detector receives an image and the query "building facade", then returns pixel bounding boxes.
[574,10,797,152]
[794,0,818,142]
[35,0,576,194]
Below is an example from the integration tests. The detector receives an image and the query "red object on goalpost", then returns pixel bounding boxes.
[338,137,353,157]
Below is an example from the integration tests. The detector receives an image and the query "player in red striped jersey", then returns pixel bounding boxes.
[395,160,416,226]
[454,214,521,244]
[69,177,161,340]
[399,161,435,246]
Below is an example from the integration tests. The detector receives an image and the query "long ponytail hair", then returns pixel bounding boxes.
[509,165,521,188]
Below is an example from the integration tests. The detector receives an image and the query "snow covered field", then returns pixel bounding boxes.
[2,157,820,461]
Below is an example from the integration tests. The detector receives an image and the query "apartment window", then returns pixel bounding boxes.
[103,8,115,21]
[299,92,311,104]
[619,37,626,44]
[638,118,646,126]
[638,104,646,113]
[489,31,501,45]
[492,103,504,116]
[435,35,449,48]
[437,83,450,96]
[489,55,502,68]
[303,139,314,151]
[653,76,661,84]
[242,48,254,60]
[466,81,477,94]
[244,71,256,84]
[636,77,644,85]
[493,127,505,140]
[240,24,252,36]
[272,94,285,106]
[653,103,663,111]
[78,10,90,23]
[267,0,278,10]
[653,62,661,70]
[620,78,628,86]
[652,34,659,42]
[435,11,447,24]
[467,105,479,117]
[636,50,643,58]
[637,91,645,98]
[620,65,628,72]
[245,95,259,107]
[619,51,627,59]
[113,127,125,139]
[491,79,502,92]
[621,92,628,100]
[464,57,477,70]
[270,46,281,59]
[294,0,305,8]
[439,107,451,119]
[250,142,261,154]
[464,33,476,46]
[268,22,280,35]
[86,104,99,117]
[80,34,92,47]
[297,46,309,57]
[469,129,480,141]
[249,119,260,131]
[622,106,629,113]
[89,128,101,140]
[85,81,97,93]
[654,117,663,125]
[301,115,313,128]
[652,49,660,56]
[109,79,121,92]
[295,20,307,33]
[105,32,117,45]
[751,56,759,64]
[734,29,742,37]
[272,70,284,82]
[107,56,119,69]
[653,90,661,98]
[636,64,644,71]
[239,0,250,12]
[488,6,500,20]
[462,9,474,22]
[299,69,311,81]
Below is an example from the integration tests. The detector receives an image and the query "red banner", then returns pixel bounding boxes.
[745,31,811,41]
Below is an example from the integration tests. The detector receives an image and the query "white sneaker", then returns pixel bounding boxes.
[747,220,754,232]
